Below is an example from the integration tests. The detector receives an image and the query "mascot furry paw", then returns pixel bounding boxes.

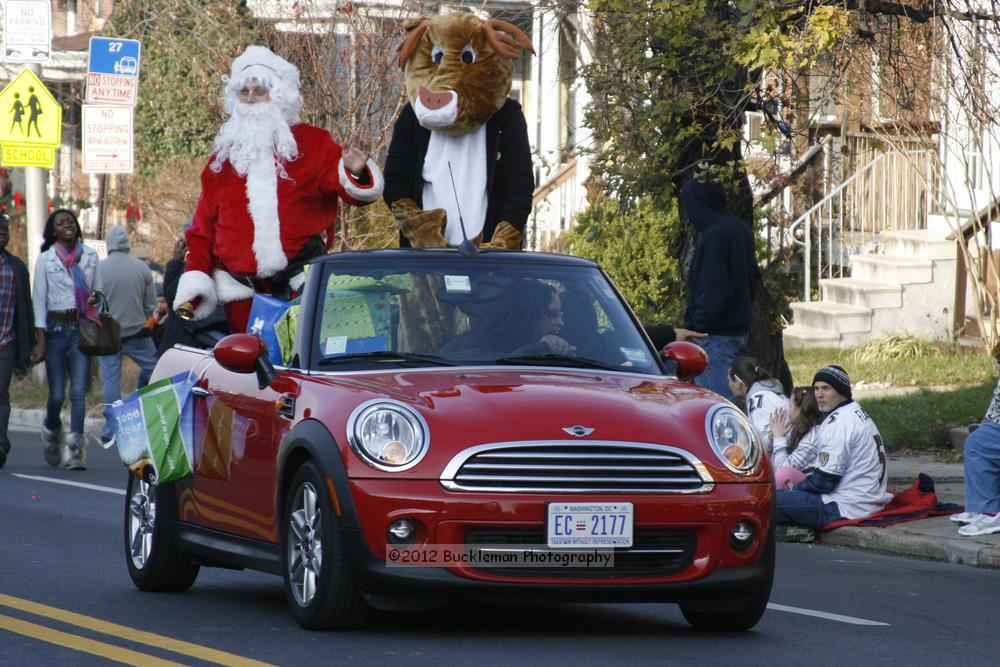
[384,11,535,251]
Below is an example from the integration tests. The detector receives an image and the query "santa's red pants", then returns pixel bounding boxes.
[224,299,254,334]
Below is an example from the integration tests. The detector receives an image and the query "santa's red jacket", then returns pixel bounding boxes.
[176,123,383,318]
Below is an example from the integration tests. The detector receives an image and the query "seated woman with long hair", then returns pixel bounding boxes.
[769,386,825,489]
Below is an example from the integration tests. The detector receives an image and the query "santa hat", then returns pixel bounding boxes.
[223,45,302,122]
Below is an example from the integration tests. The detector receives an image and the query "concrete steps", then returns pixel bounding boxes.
[785,228,957,348]
[783,324,841,349]
[849,254,934,284]
[881,229,957,260]
[789,300,871,333]
[820,278,902,309]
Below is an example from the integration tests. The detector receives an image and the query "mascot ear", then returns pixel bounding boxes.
[482,19,536,58]
[397,17,430,68]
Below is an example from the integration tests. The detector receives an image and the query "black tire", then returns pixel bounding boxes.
[679,535,775,631]
[282,461,370,630]
[124,474,200,592]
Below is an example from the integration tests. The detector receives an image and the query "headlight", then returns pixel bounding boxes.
[347,400,429,472]
[704,404,761,475]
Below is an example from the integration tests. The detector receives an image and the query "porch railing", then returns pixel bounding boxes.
[790,148,934,301]
[530,156,579,250]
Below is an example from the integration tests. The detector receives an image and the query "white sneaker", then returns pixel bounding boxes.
[958,513,1000,537]
[950,511,981,525]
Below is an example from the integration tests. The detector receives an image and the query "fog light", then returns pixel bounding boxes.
[387,518,417,545]
[730,521,756,552]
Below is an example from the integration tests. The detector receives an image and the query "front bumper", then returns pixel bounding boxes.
[339,479,773,602]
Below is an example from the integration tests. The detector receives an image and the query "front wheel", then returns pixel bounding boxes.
[679,536,774,631]
[281,461,370,630]
[124,474,200,592]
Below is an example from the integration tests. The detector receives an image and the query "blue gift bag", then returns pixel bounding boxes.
[248,293,296,364]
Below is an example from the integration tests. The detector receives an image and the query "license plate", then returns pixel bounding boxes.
[547,502,633,548]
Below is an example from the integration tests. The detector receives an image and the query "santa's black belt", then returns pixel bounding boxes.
[220,236,324,301]
[223,270,299,297]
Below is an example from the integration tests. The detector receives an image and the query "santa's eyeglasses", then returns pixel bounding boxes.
[238,85,271,102]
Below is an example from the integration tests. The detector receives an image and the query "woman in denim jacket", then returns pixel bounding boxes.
[30,209,102,470]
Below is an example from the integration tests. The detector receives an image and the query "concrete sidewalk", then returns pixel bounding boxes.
[816,454,1000,569]
[9,410,1000,569]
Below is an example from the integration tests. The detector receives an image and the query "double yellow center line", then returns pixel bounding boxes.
[0,594,277,666]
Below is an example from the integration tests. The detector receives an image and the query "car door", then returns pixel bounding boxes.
[188,360,289,543]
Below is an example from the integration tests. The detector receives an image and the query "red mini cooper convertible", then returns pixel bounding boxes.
[126,249,774,631]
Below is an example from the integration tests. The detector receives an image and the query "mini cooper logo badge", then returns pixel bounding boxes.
[562,425,595,437]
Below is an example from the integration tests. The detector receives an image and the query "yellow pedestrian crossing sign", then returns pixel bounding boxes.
[0,68,62,147]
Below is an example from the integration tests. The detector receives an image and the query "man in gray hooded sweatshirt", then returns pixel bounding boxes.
[98,225,157,443]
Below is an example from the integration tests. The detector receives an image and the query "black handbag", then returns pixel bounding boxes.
[78,293,122,356]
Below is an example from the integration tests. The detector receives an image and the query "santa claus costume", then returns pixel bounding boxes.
[174,46,384,332]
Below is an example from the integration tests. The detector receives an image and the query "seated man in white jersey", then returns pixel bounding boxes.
[776,365,892,528]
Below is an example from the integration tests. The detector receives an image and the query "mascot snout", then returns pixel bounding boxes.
[419,87,455,110]
[416,86,459,128]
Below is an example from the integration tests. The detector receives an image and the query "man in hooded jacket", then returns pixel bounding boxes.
[98,225,157,443]
[681,178,758,401]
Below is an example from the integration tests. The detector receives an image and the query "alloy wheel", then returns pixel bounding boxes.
[287,481,324,606]
[128,479,156,569]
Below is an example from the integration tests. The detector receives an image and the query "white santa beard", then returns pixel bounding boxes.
[246,157,288,278]
[213,101,292,278]
[212,101,298,177]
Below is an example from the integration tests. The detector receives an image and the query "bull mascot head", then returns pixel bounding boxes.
[397,12,535,136]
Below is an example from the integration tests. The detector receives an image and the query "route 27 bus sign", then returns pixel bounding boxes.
[86,37,141,106]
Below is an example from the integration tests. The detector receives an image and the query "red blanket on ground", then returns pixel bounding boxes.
[822,473,963,530]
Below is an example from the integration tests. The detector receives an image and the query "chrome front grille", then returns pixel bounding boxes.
[440,441,714,493]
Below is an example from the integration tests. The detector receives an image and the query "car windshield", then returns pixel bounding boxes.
[310,253,662,375]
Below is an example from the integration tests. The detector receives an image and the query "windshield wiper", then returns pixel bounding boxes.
[493,354,620,371]
[318,351,458,367]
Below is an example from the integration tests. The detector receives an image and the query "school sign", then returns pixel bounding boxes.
[0,68,61,167]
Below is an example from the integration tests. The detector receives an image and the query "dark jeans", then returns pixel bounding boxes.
[44,321,90,435]
[776,489,843,529]
[0,343,15,452]
[693,333,747,402]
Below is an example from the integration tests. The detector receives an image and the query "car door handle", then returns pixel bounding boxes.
[191,386,211,397]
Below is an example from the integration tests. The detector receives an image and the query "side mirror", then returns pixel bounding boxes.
[662,341,708,382]
[213,333,276,389]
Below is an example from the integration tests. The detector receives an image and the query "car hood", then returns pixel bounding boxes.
[305,368,728,476]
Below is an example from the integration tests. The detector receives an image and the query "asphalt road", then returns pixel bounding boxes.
[1,428,998,666]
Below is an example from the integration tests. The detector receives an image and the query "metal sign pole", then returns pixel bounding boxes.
[24,62,47,383]
[97,173,107,239]
[24,62,46,288]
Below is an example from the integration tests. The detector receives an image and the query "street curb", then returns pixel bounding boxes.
[819,523,1000,569]
[9,407,103,434]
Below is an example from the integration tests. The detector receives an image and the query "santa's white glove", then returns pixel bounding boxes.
[174,270,219,320]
